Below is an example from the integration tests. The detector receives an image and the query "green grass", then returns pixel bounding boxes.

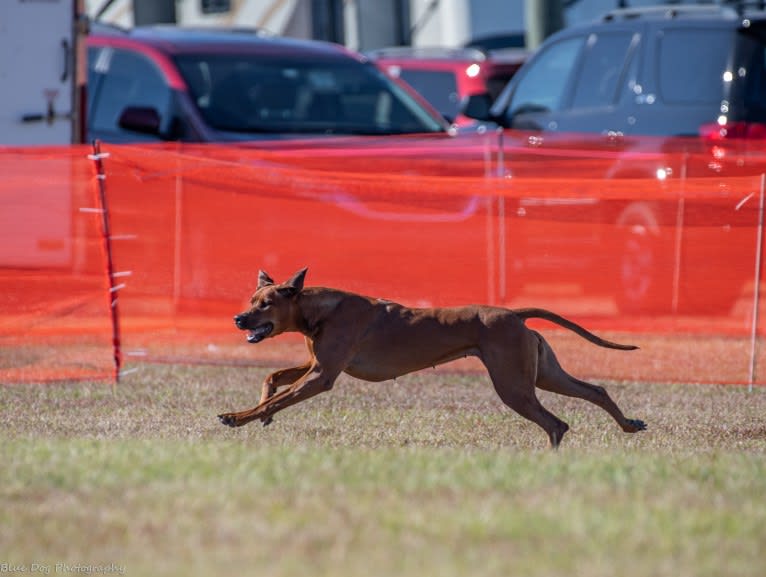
[1,364,765,577]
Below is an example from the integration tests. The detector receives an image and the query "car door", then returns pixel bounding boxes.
[494,28,642,305]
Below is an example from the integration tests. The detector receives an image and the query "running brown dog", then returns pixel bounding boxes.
[219,268,646,448]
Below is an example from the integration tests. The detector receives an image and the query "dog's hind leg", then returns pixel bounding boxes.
[533,333,646,433]
[482,341,570,449]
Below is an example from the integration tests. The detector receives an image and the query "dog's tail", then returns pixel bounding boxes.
[514,308,638,351]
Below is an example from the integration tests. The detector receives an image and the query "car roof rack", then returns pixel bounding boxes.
[136,24,271,36]
[728,0,766,15]
[367,46,488,61]
[602,4,739,22]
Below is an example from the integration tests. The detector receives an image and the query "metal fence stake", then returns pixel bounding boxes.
[748,174,765,391]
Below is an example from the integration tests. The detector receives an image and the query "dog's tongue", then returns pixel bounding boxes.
[247,324,272,343]
[247,330,263,343]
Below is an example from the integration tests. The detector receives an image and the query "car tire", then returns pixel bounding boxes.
[615,202,673,314]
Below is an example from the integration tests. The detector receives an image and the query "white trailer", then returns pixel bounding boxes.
[86,0,311,37]
[0,0,86,145]
[0,0,88,270]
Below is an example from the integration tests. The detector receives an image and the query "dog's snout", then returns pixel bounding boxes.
[234,314,246,329]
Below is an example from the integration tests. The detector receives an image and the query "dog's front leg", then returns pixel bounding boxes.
[218,366,338,428]
[218,363,312,428]
[255,369,337,423]
[259,363,313,426]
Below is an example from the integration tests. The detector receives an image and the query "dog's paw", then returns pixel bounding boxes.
[625,418,647,433]
[218,413,240,428]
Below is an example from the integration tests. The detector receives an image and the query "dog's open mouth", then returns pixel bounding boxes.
[246,322,273,343]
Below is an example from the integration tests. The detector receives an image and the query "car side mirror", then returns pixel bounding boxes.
[118,106,162,136]
[461,93,494,122]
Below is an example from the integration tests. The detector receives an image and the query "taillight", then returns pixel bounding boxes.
[465,63,481,78]
[700,121,766,140]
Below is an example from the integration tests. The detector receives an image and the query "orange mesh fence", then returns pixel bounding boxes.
[4,134,766,385]
[0,146,115,382]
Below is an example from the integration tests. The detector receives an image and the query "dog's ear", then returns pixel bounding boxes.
[276,267,307,298]
[286,267,308,292]
[285,267,309,291]
[257,270,275,289]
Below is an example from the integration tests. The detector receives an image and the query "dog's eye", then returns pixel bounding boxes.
[258,300,271,310]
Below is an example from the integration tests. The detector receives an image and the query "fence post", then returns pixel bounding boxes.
[484,131,496,305]
[173,148,183,306]
[671,154,688,313]
[497,127,506,302]
[88,140,122,385]
[748,174,765,391]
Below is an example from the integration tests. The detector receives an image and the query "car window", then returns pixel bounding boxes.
[507,36,584,117]
[739,30,766,113]
[571,32,635,109]
[89,47,173,138]
[174,54,445,135]
[396,69,460,120]
[657,29,730,105]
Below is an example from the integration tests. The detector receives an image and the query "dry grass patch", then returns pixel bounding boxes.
[1,364,764,577]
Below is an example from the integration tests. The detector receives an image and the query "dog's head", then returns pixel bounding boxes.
[234,267,307,343]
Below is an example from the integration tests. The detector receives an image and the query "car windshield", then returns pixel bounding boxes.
[174,53,446,136]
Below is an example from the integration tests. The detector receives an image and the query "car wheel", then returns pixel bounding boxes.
[615,203,672,314]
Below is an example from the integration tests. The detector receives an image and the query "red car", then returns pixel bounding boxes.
[368,46,527,126]
[86,25,450,143]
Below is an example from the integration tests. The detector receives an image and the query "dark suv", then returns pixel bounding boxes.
[466,4,766,139]
[461,5,766,315]
[87,25,449,143]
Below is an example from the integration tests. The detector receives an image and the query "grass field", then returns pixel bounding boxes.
[1,363,765,577]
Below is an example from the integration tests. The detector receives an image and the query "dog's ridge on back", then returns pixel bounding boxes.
[221,267,646,448]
